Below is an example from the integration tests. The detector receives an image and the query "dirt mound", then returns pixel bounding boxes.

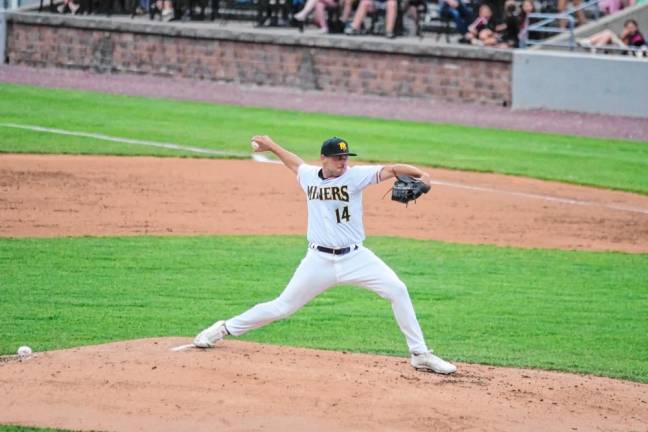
[2,154,648,252]
[1,338,646,432]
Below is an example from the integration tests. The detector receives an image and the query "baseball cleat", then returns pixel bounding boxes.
[410,352,457,374]
[193,320,229,348]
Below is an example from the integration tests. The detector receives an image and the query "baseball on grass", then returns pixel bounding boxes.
[251,140,260,151]
[17,346,32,358]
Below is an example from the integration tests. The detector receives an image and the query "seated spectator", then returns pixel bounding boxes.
[519,0,534,30]
[294,0,340,32]
[344,0,398,38]
[402,0,426,34]
[464,4,498,45]
[600,0,642,14]
[599,0,623,15]
[133,0,149,15]
[499,0,534,47]
[340,0,359,24]
[57,0,80,13]
[149,0,175,20]
[578,19,646,53]
[557,0,586,28]
[440,0,473,35]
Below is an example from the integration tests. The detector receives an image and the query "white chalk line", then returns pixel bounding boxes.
[2,123,646,215]
[428,180,648,216]
[0,122,248,158]
[170,343,196,352]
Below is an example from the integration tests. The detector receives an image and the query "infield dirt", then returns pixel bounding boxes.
[2,154,648,252]
[1,338,647,432]
[1,153,648,432]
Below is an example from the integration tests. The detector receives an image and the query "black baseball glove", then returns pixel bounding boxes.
[391,175,431,205]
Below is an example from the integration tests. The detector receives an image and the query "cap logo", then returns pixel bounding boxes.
[339,142,347,151]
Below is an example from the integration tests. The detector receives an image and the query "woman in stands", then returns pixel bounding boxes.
[579,19,646,54]
[344,0,398,38]
[293,0,340,32]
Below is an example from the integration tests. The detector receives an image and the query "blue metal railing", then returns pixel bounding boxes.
[520,0,602,49]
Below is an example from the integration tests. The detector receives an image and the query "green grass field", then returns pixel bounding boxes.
[1,82,647,401]
[2,236,647,382]
[1,83,648,194]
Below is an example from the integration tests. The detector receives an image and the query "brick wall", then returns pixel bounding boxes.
[6,13,513,106]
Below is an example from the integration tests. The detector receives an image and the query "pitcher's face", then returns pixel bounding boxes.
[321,154,349,178]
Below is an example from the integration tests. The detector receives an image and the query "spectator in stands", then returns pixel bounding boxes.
[340,0,358,24]
[499,0,534,47]
[520,0,534,26]
[134,0,149,15]
[294,0,340,32]
[557,0,586,28]
[402,0,426,35]
[149,0,175,20]
[499,0,520,47]
[482,0,505,22]
[57,0,80,13]
[344,0,398,38]
[463,4,499,46]
[578,19,646,53]
[440,0,473,36]
[599,0,623,15]
[601,0,644,13]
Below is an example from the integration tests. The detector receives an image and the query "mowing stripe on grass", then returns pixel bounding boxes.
[2,122,647,216]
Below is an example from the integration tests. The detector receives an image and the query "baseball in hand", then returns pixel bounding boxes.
[251,140,260,152]
[17,346,32,358]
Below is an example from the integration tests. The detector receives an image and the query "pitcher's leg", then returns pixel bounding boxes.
[225,251,336,336]
[340,247,428,354]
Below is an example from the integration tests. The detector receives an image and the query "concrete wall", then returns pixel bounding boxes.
[512,49,648,118]
[5,11,513,106]
[0,8,5,63]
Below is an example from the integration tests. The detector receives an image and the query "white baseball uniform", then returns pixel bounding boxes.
[225,163,429,354]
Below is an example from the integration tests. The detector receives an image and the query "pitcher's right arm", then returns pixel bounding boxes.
[251,135,304,174]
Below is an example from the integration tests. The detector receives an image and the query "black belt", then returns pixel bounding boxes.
[315,245,358,255]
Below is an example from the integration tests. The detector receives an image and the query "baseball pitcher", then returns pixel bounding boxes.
[194,135,456,374]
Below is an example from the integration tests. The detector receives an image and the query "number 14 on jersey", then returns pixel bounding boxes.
[335,206,350,223]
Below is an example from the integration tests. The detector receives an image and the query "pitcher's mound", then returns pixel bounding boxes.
[1,338,646,431]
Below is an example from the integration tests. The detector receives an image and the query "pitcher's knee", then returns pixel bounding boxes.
[385,279,409,301]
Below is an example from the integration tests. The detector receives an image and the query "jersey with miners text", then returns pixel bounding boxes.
[297,163,383,248]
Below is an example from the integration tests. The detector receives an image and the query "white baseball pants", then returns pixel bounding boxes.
[225,245,429,354]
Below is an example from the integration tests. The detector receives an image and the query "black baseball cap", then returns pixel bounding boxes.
[320,137,357,157]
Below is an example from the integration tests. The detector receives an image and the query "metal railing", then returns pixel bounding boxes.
[520,13,576,48]
[520,0,602,49]
[2,0,39,9]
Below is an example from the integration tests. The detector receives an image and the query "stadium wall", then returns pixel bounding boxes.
[512,50,648,118]
[4,11,512,106]
[0,9,6,64]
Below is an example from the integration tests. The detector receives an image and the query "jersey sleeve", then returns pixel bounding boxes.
[297,164,318,190]
[350,165,383,190]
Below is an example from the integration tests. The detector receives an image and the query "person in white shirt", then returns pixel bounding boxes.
[194,135,457,374]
